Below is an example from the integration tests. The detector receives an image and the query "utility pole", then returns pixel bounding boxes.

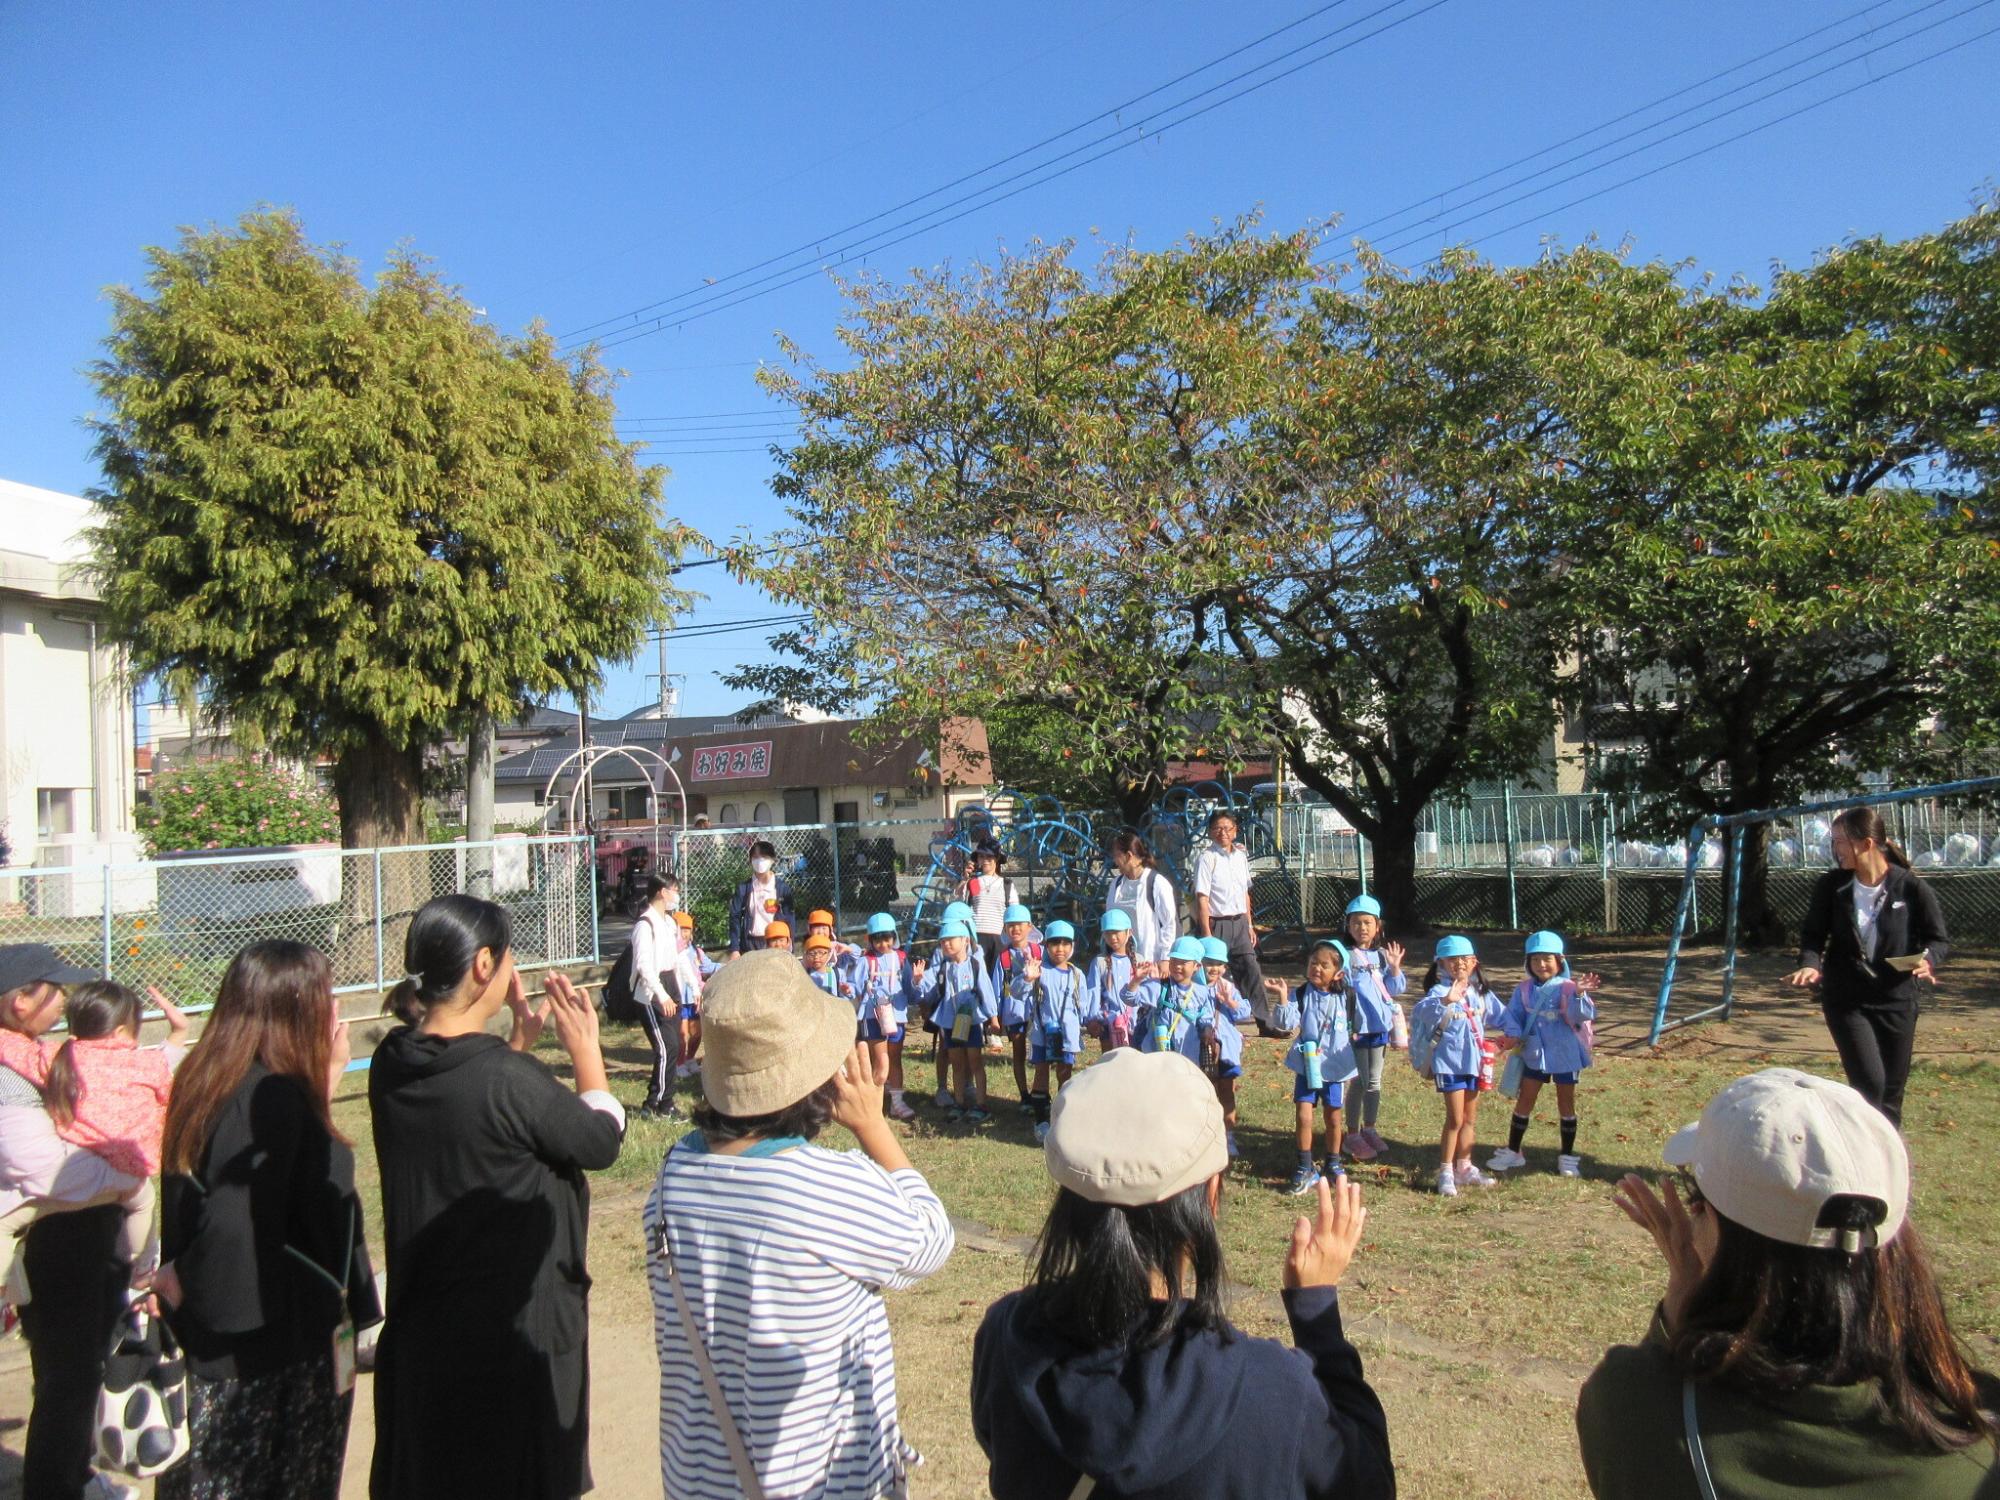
[578,689,592,834]
[467,713,495,894]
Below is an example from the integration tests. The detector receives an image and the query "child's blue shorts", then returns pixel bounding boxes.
[1005,1022,1029,1039]
[679,1005,700,1021]
[944,1035,986,1051]
[1029,1045,1077,1067]
[1211,1061,1243,1082]
[1435,1072,1481,1094]
[1293,1076,1344,1108]
[1352,1030,1389,1048]
[1523,1066,1580,1086]
[861,1017,906,1044]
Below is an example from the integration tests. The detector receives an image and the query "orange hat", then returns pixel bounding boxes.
[673,911,694,930]
[803,933,832,952]
[764,920,791,940]
[808,908,836,929]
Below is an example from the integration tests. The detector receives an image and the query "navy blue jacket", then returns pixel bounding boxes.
[972,1285,1395,1500]
[726,876,796,954]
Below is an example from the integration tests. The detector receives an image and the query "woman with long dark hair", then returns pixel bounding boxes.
[1580,1068,1998,1496]
[156,939,380,1500]
[972,1049,1395,1499]
[1783,805,1950,1124]
[1104,831,1178,969]
[368,894,622,1500]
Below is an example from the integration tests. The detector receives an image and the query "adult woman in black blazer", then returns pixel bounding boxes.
[1784,806,1950,1125]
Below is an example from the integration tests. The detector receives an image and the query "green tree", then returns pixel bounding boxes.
[1554,203,2000,940]
[87,209,687,852]
[739,224,1310,825]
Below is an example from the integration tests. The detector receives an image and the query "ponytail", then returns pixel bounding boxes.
[1110,832,1156,869]
[43,979,143,1129]
[383,894,512,1027]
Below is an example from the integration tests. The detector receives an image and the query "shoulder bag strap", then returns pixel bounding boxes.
[1682,1379,1721,1500]
[656,1193,768,1500]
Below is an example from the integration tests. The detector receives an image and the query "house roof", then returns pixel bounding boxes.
[497,714,990,793]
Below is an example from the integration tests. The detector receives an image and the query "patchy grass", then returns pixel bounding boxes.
[321,963,2000,1500]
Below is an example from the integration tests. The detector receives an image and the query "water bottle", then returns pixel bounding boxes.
[1108,1011,1132,1049]
[1153,1018,1173,1052]
[1303,1038,1324,1090]
[874,999,896,1034]
[1390,1003,1409,1051]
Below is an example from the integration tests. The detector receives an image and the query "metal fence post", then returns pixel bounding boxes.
[588,834,602,963]
[101,864,114,979]
[372,849,385,993]
[1502,784,1519,930]
[829,821,843,932]
[1356,832,1368,896]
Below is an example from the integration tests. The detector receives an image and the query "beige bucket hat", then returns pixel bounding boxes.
[699,949,856,1117]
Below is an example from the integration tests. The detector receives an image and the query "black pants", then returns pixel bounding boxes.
[1211,913,1272,1026]
[18,1203,128,1500]
[1822,994,1918,1125]
[636,975,680,1108]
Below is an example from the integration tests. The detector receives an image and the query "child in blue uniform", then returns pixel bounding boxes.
[992,903,1043,1111]
[1341,896,1407,1162]
[1133,936,1217,1069]
[919,917,1000,1122]
[1200,936,1254,1159]
[1085,910,1142,1053]
[922,900,977,1104]
[1409,935,1507,1197]
[1016,920,1088,1141]
[1488,929,1600,1178]
[859,911,919,1122]
[1267,939,1357,1195]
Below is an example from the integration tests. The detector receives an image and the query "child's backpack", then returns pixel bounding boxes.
[601,944,642,1024]
[993,942,1044,980]
[1407,1005,1452,1073]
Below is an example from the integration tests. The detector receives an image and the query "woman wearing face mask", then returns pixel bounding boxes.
[631,874,686,1119]
[728,840,797,958]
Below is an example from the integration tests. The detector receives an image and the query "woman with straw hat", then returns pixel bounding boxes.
[971,1049,1395,1499]
[646,950,955,1500]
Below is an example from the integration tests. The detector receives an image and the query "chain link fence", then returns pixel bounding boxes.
[0,835,596,1014]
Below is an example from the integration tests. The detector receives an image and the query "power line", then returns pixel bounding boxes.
[1362,0,1995,263]
[1332,0,1925,249]
[1366,4,2000,264]
[563,0,1452,352]
[559,0,1368,344]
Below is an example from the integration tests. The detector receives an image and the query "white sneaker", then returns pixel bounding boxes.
[932,1088,954,1109]
[1455,1163,1497,1189]
[1436,1165,1458,1197]
[1486,1147,1528,1172]
[1557,1154,1582,1178]
[84,1476,141,1500]
[676,1060,700,1078]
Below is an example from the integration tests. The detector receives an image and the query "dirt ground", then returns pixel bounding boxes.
[4,938,1991,1499]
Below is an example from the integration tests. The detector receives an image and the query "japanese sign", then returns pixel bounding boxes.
[691,741,773,781]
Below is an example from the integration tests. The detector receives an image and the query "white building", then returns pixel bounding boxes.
[0,478,137,867]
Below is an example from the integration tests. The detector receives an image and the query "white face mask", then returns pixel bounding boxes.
[663,893,680,912]
[750,857,773,875]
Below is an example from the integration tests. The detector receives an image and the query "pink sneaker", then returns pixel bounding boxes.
[1345,1134,1379,1163]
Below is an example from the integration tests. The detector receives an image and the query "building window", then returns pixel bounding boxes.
[834,801,859,825]
[36,788,79,840]
[752,801,773,825]
[718,803,739,825]
[604,786,651,821]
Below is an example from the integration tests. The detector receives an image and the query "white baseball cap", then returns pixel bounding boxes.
[1663,1068,1909,1251]
[1044,1050,1226,1207]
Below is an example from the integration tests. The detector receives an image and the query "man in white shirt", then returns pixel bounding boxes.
[1193,812,1282,1035]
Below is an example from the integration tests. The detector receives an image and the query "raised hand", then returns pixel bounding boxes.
[1574,971,1602,993]
[1283,1175,1368,1290]
[1613,1173,1709,1330]
[505,967,550,1053]
[1383,941,1406,975]
[147,985,192,1043]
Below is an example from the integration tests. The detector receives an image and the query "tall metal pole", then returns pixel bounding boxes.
[467,714,495,897]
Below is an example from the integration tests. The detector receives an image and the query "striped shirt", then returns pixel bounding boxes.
[645,1142,955,1500]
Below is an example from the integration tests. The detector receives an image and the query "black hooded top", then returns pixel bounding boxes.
[972,1284,1395,1500]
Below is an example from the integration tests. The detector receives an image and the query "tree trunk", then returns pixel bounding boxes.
[1368,810,1424,934]
[1723,817,1785,948]
[331,739,430,989]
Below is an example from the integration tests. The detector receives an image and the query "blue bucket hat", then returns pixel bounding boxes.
[1524,929,1570,976]
[1045,919,1076,942]
[1434,934,1476,961]
[939,918,975,941]
[1100,908,1133,933]
[941,901,974,925]
[1199,936,1230,964]
[1345,894,1382,919]
[866,912,898,936]
[1002,903,1032,925]
[1168,935,1207,964]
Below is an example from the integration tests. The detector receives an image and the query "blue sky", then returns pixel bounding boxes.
[5,0,1996,720]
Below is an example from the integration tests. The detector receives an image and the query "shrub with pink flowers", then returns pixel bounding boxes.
[139,759,339,856]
